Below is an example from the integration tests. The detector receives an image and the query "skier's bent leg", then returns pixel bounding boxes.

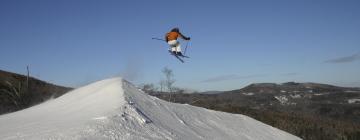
[168,40,179,54]
[176,43,182,55]
[171,47,177,54]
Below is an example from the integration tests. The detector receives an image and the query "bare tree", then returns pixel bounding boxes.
[162,67,175,101]
[159,80,166,92]
[162,67,175,92]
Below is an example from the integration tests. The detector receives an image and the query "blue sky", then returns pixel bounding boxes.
[0,0,359,91]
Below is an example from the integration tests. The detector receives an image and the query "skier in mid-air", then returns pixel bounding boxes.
[165,27,191,57]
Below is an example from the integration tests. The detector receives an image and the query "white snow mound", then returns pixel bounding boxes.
[0,77,302,140]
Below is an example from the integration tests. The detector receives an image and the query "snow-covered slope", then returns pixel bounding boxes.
[0,78,301,140]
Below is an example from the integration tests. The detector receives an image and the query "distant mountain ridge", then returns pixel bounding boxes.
[229,82,359,94]
[199,90,224,94]
[198,82,359,96]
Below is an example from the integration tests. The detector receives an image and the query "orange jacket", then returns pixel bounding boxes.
[166,32,180,41]
[165,31,189,42]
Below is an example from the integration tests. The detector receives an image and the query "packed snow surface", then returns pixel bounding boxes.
[348,99,360,104]
[0,78,301,140]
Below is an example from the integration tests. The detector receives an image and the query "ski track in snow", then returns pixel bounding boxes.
[0,78,302,140]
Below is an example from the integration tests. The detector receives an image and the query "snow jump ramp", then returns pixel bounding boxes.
[0,78,301,140]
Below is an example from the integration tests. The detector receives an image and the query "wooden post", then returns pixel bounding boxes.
[26,65,29,90]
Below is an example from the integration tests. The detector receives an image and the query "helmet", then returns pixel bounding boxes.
[171,27,180,32]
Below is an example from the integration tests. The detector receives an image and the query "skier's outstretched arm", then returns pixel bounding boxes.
[165,33,169,42]
[179,32,191,40]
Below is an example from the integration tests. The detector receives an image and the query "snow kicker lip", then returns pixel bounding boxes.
[0,78,302,140]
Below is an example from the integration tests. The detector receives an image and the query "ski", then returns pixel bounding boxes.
[168,50,190,58]
[168,50,185,63]
[178,54,190,58]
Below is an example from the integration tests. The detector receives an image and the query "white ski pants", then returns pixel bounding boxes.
[167,40,181,52]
